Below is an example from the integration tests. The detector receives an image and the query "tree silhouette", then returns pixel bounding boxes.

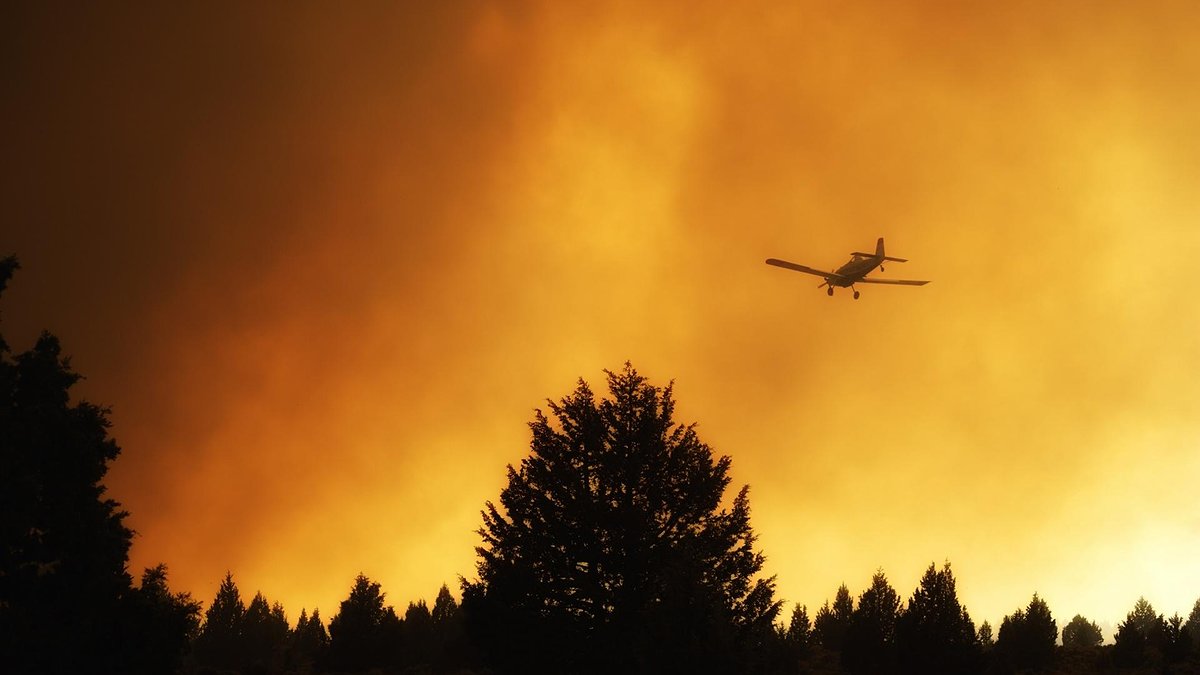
[785,603,812,651]
[1185,598,1200,651]
[404,598,435,667]
[463,364,780,675]
[1113,597,1166,668]
[120,564,202,674]
[194,572,247,670]
[895,562,978,675]
[0,256,192,672]
[977,621,994,650]
[243,591,289,670]
[431,584,467,672]
[291,607,330,672]
[1163,613,1191,665]
[328,573,399,673]
[814,584,854,652]
[843,571,901,674]
[995,594,1056,672]
[1061,614,1102,649]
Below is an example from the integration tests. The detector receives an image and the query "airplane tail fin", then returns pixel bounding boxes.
[852,238,909,262]
[878,238,909,263]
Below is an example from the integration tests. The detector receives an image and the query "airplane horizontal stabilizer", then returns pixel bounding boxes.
[850,252,908,262]
[856,277,930,286]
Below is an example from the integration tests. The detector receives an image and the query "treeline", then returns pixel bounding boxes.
[5,256,1200,675]
[180,572,467,674]
[175,564,1200,675]
[771,564,1200,675]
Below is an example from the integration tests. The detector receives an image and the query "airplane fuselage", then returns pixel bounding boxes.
[829,256,881,286]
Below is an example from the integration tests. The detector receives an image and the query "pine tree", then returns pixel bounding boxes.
[995,594,1056,672]
[328,574,394,673]
[786,603,812,651]
[843,571,900,674]
[1185,598,1200,650]
[291,607,330,672]
[1113,597,1166,668]
[0,258,196,672]
[814,584,854,652]
[120,564,202,675]
[242,591,288,669]
[405,599,435,667]
[431,584,466,671]
[194,572,246,671]
[977,621,994,650]
[463,364,780,675]
[0,256,139,672]
[895,562,978,675]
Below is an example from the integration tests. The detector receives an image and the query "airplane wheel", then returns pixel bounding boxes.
[827,287,834,296]
[853,291,860,299]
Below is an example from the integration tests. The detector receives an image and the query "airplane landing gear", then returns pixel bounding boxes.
[853,290,861,300]
[827,286,834,296]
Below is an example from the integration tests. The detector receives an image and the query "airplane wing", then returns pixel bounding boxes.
[765,258,841,281]
[856,277,930,286]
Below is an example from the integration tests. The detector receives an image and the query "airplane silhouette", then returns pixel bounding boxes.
[766,238,929,299]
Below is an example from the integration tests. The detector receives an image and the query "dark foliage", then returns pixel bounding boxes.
[995,594,1056,672]
[1112,597,1167,668]
[1186,598,1200,653]
[1061,614,1102,649]
[842,571,900,674]
[814,584,854,652]
[194,572,247,670]
[290,607,330,673]
[327,573,400,673]
[977,621,994,650]
[895,562,978,675]
[463,364,781,675]
[0,258,194,673]
[121,564,203,674]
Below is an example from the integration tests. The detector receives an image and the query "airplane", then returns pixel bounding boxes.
[765,237,929,299]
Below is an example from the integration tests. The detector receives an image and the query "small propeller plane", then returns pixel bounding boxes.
[766,238,929,299]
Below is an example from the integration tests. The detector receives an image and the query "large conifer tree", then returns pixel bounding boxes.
[1,257,192,672]
[844,571,901,674]
[895,562,978,675]
[464,364,779,675]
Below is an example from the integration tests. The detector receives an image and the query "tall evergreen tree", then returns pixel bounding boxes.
[843,571,900,674]
[328,574,395,673]
[1163,614,1191,664]
[120,564,202,675]
[431,584,466,671]
[463,364,780,675]
[0,257,190,672]
[895,562,978,675]
[995,594,1056,672]
[785,603,812,652]
[977,621,994,650]
[194,572,246,671]
[1113,597,1166,668]
[1185,598,1200,650]
[405,599,435,667]
[291,607,330,672]
[242,591,289,670]
[814,584,854,652]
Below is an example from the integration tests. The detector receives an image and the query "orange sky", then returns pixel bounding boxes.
[4,1,1200,633]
